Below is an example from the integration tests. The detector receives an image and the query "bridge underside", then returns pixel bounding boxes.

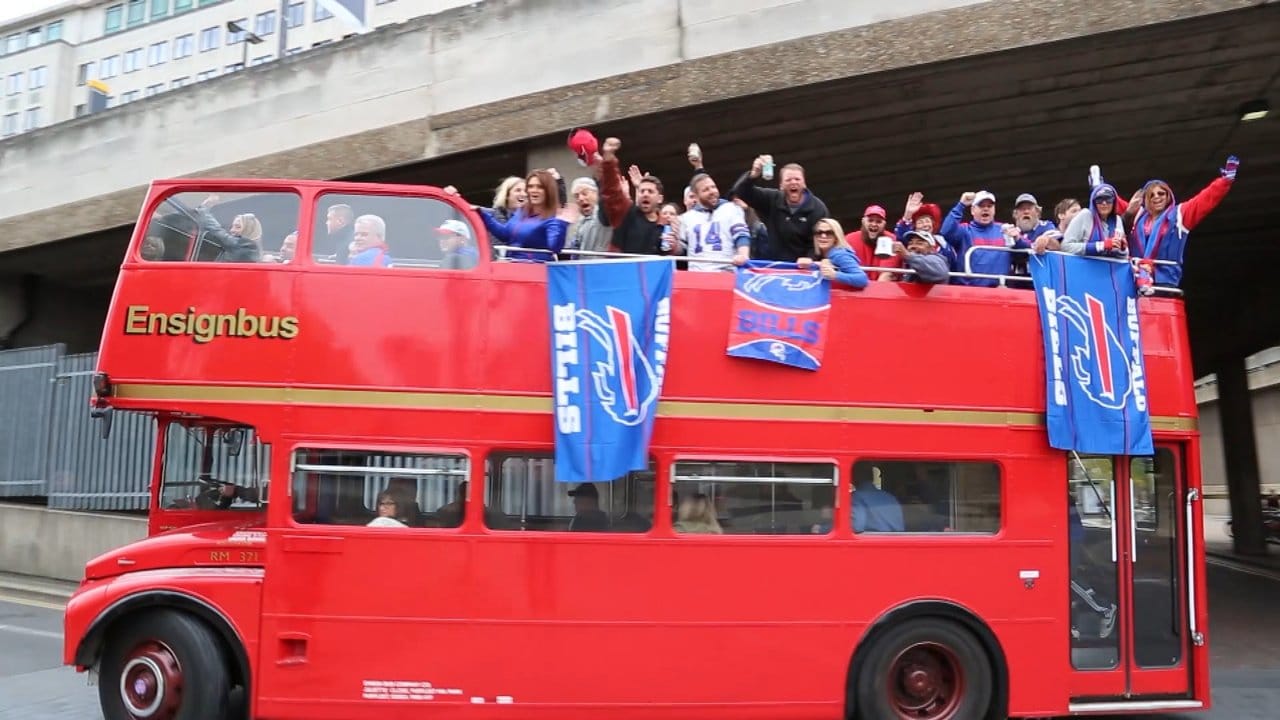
[1,7,1277,372]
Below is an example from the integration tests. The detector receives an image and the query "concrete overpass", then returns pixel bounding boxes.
[0,0,1278,550]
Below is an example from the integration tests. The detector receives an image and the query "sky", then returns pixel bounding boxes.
[0,1,66,27]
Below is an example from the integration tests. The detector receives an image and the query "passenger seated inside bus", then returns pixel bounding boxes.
[852,465,905,533]
[367,490,410,528]
[674,493,722,534]
[568,483,611,531]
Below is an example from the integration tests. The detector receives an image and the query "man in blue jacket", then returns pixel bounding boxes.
[941,190,1010,287]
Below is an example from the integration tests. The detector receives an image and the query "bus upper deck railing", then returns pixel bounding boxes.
[490,246,1186,298]
[311,245,1183,298]
[960,246,1183,297]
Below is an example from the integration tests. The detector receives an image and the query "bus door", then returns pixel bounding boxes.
[1066,445,1197,706]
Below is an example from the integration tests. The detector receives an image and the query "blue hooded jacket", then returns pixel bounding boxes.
[940,202,1009,287]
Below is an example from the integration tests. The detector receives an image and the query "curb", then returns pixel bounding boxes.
[1206,550,1280,574]
[0,573,76,606]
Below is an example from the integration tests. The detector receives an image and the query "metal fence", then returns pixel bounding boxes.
[0,344,158,511]
[45,352,155,511]
[0,344,61,497]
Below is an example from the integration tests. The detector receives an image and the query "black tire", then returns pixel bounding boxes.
[98,609,232,720]
[854,618,993,720]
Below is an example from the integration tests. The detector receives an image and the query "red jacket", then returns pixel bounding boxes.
[846,230,900,280]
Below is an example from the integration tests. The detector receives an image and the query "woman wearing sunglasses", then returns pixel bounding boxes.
[796,218,869,289]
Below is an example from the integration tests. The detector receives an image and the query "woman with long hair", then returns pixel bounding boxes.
[478,169,569,262]
[796,217,869,289]
[491,176,526,223]
[674,493,723,534]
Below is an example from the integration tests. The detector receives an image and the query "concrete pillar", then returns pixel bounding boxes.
[1218,357,1269,556]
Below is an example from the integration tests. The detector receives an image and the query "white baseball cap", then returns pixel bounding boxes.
[973,190,996,206]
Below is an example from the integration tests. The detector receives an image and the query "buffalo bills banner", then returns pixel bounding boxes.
[1029,254,1153,456]
[548,258,673,483]
[727,262,831,371]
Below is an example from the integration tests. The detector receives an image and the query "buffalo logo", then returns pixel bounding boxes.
[741,268,824,295]
[1054,294,1132,409]
[575,305,660,426]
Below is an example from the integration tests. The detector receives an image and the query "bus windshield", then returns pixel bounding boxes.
[160,421,269,511]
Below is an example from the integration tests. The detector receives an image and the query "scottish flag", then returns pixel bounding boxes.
[548,259,673,483]
[1029,254,1153,456]
[727,262,831,371]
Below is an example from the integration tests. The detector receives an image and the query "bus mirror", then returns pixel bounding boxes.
[225,428,246,457]
[90,405,114,440]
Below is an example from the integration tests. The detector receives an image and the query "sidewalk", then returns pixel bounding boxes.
[0,572,76,606]
[1203,513,1280,573]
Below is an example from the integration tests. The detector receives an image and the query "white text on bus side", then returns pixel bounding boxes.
[553,303,582,434]
[1042,288,1068,406]
[1126,297,1147,412]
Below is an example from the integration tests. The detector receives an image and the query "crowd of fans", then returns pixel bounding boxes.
[444,130,1239,295]
[155,128,1239,297]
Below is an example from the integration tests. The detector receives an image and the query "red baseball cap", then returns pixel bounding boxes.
[567,128,599,167]
[863,205,886,219]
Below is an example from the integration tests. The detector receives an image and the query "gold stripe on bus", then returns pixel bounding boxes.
[111,382,1195,430]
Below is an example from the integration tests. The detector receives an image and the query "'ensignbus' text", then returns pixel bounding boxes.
[124,305,299,344]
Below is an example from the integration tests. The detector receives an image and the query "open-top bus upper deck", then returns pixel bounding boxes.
[95,178,1199,432]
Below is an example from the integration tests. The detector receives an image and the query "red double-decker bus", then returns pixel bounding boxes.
[65,179,1208,720]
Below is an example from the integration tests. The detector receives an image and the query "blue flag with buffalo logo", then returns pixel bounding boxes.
[1029,254,1153,456]
[726,262,831,371]
[548,258,673,483]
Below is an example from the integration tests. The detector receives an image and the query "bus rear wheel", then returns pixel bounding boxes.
[99,609,231,720]
[856,618,992,720]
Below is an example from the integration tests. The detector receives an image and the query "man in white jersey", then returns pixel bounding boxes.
[679,173,751,272]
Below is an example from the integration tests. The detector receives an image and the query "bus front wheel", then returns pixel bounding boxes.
[98,609,231,720]
[855,618,993,720]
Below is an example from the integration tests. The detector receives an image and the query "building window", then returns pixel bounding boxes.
[376,0,395,4]
[2,113,17,136]
[174,0,193,11]
[101,55,121,79]
[121,90,140,103]
[105,5,124,33]
[286,46,302,55]
[124,48,144,73]
[23,107,40,131]
[27,27,43,49]
[312,39,331,48]
[286,2,304,29]
[199,27,220,52]
[46,21,63,42]
[75,103,87,117]
[28,66,47,90]
[151,0,170,19]
[77,62,95,86]
[196,68,218,81]
[5,73,22,96]
[314,1,333,21]
[255,11,277,36]
[198,0,220,5]
[145,83,164,96]
[127,0,146,26]
[227,18,246,44]
[174,34,194,58]
[251,54,272,66]
[225,62,244,73]
[5,33,24,54]
[171,76,188,89]
[148,42,168,66]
